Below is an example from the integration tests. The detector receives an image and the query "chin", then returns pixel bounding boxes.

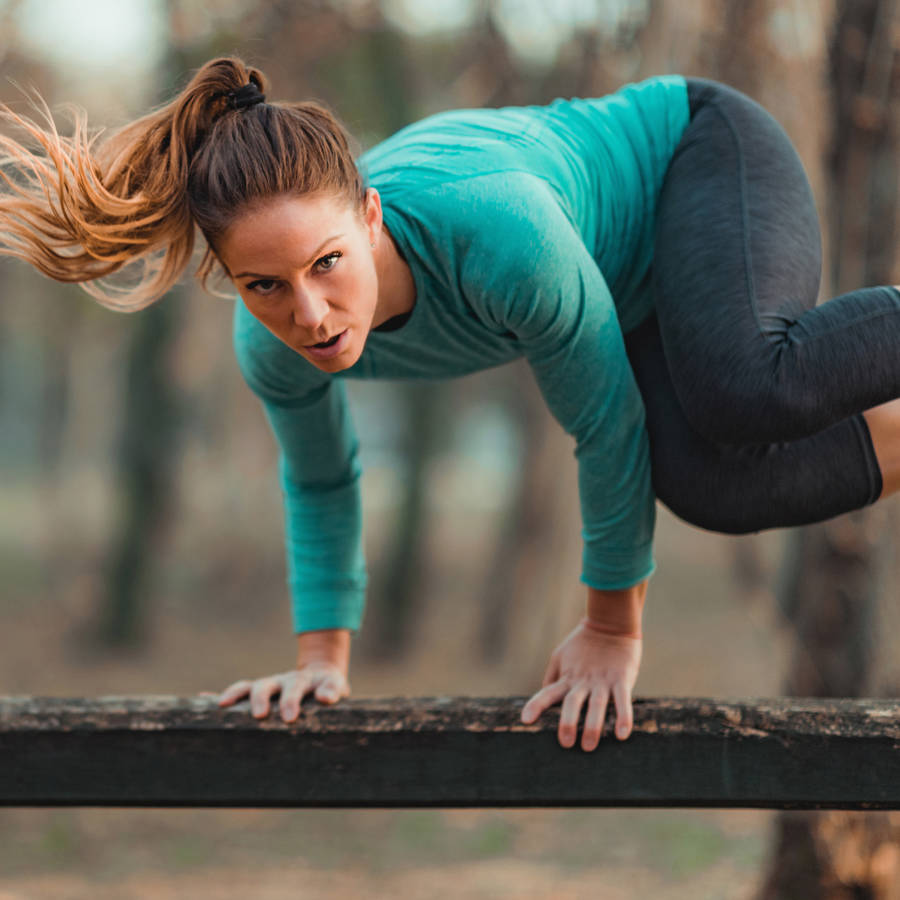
[310,356,355,374]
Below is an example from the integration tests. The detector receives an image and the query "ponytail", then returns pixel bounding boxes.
[0,57,365,311]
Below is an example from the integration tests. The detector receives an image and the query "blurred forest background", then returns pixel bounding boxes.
[2,0,900,897]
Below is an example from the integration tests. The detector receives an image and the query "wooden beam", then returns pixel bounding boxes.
[2,696,900,809]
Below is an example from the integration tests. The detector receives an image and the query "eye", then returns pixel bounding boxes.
[247,278,279,296]
[315,251,342,272]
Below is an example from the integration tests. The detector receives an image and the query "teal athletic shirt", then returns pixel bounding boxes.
[232,74,691,634]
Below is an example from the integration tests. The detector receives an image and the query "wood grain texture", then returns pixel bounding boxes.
[2,696,899,808]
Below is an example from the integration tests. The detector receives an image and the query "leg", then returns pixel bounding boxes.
[863,399,900,497]
[624,314,882,533]
[653,76,900,446]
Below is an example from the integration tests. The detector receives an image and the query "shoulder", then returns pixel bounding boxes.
[231,298,329,403]
[392,168,577,256]
[395,170,588,313]
[435,174,610,336]
[442,173,588,279]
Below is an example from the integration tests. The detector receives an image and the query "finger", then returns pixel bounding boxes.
[279,674,310,722]
[217,680,252,706]
[249,677,282,718]
[612,681,634,740]
[558,684,590,750]
[520,679,570,724]
[580,688,610,752]
[315,678,343,704]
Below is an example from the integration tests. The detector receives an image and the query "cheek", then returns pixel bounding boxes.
[242,296,286,333]
[242,297,270,322]
[336,269,376,313]
[357,263,379,302]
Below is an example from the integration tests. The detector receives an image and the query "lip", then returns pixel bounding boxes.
[304,328,350,360]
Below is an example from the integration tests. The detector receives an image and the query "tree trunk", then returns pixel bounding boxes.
[82,20,188,651]
[760,1,900,896]
[89,292,184,650]
[365,381,443,661]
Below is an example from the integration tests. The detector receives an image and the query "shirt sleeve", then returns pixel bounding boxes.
[459,174,656,589]
[232,299,367,633]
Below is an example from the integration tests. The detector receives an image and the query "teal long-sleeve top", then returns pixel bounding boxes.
[232,74,692,634]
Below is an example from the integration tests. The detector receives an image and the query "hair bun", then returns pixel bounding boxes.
[227,81,265,111]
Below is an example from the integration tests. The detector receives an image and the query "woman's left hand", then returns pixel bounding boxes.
[520,620,642,751]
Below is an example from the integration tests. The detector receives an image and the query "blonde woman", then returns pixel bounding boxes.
[3,57,900,753]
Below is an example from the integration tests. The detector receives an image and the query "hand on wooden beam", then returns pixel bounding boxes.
[519,623,642,751]
[520,579,647,751]
[211,628,353,722]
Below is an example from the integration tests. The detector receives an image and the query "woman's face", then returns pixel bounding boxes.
[218,189,382,373]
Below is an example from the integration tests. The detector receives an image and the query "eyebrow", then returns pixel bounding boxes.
[234,233,345,279]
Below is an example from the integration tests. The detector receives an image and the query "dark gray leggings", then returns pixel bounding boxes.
[625,76,900,533]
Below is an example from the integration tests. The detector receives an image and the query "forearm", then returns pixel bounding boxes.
[584,579,647,637]
[296,628,351,671]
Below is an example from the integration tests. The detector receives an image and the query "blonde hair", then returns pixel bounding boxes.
[0,56,365,311]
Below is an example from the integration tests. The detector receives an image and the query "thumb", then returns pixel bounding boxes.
[541,655,560,688]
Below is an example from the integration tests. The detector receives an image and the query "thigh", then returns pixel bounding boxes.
[652,79,900,445]
[651,79,822,439]
[655,77,823,346]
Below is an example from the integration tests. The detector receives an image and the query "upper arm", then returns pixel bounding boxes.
[458,176,643,443]
[458,175,655,587]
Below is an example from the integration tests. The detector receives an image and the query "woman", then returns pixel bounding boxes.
[3,57,900,754]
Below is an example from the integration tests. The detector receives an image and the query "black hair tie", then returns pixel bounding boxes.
[227,81,265,110]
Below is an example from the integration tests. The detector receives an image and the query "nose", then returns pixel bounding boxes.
[290,287,329,332]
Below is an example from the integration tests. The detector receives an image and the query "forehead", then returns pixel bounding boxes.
[219,193,356,269]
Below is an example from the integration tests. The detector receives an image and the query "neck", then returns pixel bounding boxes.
[373,224,416,328]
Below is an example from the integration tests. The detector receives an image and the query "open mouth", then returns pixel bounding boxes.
[304,328,350,359]
[313,334,341,349]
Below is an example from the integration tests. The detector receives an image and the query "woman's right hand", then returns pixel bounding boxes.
[214,661,351,722]
[209,628,353,722]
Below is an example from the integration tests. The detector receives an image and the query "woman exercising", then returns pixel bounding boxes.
[3,57,900,753]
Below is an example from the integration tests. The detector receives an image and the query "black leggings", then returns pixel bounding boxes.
[626,76,900,533]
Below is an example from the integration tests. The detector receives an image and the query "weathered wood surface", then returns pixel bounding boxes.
[1,696,900,809]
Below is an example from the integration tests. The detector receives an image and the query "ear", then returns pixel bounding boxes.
[362,187,383,244]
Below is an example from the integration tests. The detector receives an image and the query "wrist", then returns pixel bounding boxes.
[580,616,642,639]
[296,628,351,670]
[585,579,647,636]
